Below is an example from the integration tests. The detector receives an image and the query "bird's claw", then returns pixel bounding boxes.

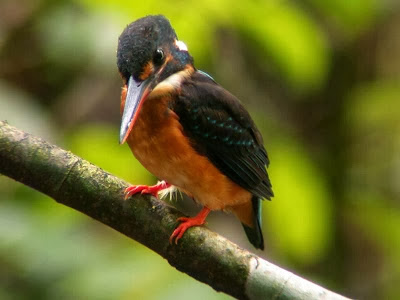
[169,207,211,244]
[124,181,170,200]
[170,222,191,244]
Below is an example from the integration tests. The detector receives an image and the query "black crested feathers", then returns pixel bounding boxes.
[117,15,177,81]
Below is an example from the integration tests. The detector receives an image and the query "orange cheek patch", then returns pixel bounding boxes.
[139,62,154,80]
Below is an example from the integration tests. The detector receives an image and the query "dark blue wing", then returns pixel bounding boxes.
[171,71,273,200]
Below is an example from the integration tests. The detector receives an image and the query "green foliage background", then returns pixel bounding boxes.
[1,0,399,299]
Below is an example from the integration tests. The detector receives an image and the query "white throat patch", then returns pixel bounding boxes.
[175,40,188,52]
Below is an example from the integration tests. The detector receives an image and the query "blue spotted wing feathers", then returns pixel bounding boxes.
[171,71,273,200]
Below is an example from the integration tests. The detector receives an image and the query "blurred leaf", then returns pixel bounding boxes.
[347,80,400,128]
[236,2,330,94]
[0,82,56,141]
[37,5,120,72]
[76,0,329,94]
[0,188,229,300]
[346,80,400,197]
[348,193,400,261]
[308,0,380,39]
[36,5,93,69]
[75,0,215,66]
[66,123,154,184]
[265,135,333,265]
[347,193,400,299]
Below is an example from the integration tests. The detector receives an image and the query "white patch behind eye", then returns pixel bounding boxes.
[175,40,188,52]
[152,67,193,96]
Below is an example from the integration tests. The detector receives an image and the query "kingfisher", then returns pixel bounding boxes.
[117,15,273,250]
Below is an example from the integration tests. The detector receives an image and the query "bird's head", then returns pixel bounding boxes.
[117,15,193,144]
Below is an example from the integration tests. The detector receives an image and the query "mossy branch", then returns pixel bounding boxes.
[0,121,351,300]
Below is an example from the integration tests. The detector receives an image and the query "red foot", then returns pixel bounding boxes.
[124,180,171,199]
[170,207,211,244]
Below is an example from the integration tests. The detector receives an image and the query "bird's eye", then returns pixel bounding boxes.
[154,48,164,64]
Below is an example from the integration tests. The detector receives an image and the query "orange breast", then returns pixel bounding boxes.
[124,88,253,224]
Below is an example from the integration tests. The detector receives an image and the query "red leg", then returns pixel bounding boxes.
[170,207,211,244]
[124,180,171,199]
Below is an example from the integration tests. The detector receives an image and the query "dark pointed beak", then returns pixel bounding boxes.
[119,76,152,144]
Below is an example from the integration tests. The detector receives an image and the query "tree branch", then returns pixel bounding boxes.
[0,121,350,300]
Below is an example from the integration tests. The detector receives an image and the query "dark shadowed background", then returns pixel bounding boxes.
[1,0,400,299]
